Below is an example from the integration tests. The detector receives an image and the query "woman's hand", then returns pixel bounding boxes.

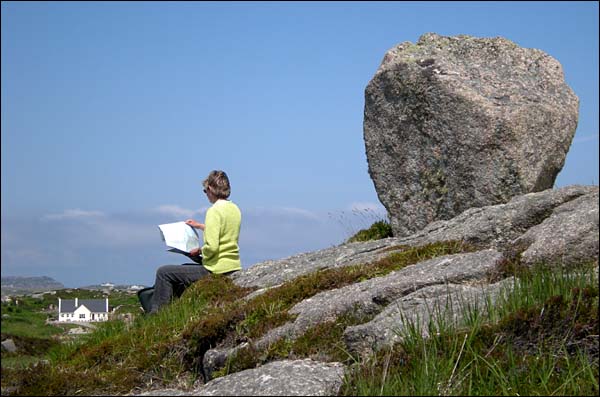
[185,219,205,230]
[189,248,201,257]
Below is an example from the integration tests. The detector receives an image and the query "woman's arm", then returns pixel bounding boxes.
[185,219,205,231]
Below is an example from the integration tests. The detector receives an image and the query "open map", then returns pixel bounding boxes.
[158,222,200,254]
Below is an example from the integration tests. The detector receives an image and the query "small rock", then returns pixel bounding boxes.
[197,359,345,396]
[1,338,18,353]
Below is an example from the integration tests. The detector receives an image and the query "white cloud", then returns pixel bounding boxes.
[91,219,157,246]
[152,205,206,219]
[152,204,319,221]
[42,209,105,221]
[239,206,343,266]
[245,206,321,221]
[39,209,156,247]
[278,207,321,220]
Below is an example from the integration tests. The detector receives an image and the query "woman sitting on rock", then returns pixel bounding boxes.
[148,170,242,314]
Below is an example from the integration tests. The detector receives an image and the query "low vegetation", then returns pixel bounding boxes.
[1,289,140,379]
[1,230,598,396]
[346,220,393,243]
[330,207,392,243]
[341,263,599,396]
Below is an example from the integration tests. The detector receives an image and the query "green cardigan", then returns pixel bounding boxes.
[201,199,242,274]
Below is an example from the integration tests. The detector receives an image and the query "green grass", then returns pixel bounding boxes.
[330,209,392,243]
[2,242,597,396]
[0,289,149,391]
[1,241,470,395]
[1,275,248,396]
[2,297,80,370]
[185,241,473,377]
[1,310,62,340]
[340,263,599,396]
[347,220,393,243]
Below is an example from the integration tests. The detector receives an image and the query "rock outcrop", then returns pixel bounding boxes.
[230,185,597,290]
[136,359,345,396]
[344,277,514,358]
[196,359,345,396]
[363,33,579,237]
[130,185,597,396]
[206,185,598,380]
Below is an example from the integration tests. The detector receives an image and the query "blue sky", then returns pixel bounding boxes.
[2,1,598,287]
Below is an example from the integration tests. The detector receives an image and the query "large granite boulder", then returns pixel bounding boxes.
[364,33,579,237]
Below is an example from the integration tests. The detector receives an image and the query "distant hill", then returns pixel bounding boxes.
[1,276,64,296]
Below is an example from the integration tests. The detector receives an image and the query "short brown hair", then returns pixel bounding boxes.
[203,170,231,199]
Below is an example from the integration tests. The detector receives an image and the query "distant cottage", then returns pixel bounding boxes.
[58,298,109,322]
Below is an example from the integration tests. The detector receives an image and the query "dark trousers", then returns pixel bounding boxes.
[150,259,210,314]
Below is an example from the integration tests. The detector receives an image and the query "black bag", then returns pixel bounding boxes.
[137,286,155,314]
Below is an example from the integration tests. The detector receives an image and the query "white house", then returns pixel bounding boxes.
[58,298,109,322]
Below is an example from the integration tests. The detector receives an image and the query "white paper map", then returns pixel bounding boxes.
[158,222,200,254]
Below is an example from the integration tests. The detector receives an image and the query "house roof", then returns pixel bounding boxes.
[60,299,108,313]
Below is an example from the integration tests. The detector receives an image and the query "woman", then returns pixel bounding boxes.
[149,170,242,314]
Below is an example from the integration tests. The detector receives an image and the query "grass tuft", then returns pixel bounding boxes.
[347,220,394,243]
